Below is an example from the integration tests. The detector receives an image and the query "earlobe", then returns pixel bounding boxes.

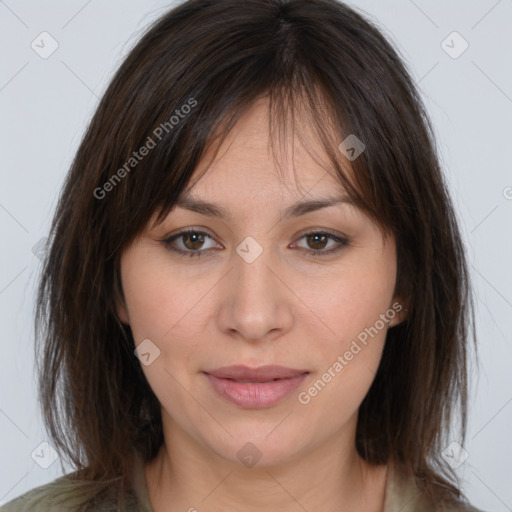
[388,297,407,328]
[114,264,130,325]
[115,299,130,325]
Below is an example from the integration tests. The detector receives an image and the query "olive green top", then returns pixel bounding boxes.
[0,454,484,511]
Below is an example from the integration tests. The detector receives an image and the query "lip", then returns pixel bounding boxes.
[203,365,309,408]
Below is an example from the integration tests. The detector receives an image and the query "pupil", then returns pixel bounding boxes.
[308,234,326,250]
[185,232,204,249]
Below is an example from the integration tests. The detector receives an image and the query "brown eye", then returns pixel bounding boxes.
[294,231,350,257]
[160,229,220,258]
[305,233,329,251]
[182,232,206,250]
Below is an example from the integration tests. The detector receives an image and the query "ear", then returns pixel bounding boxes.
[387,296,407,328]
[114,259,130,325]
[115,298,130,325]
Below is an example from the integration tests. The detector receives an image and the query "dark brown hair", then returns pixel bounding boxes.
[35,0,476,509]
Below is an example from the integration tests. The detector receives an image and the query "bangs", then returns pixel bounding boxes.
[81,0,418,263]
[127,81,386,241]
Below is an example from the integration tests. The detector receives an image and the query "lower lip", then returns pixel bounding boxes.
[204,373,308,408]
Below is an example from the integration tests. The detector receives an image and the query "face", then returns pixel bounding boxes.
[116,98,404,467]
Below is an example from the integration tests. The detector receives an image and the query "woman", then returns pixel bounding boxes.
[2,0,482,510]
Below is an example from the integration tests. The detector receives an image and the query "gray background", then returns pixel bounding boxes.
[0,1,511,510]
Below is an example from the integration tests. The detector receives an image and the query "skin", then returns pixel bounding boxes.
[116,97,405,512]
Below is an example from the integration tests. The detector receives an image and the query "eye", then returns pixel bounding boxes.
[159,229,349,259]
[160,229,221,258]
[292,230,349,257]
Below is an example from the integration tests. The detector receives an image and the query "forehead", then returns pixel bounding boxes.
[184,97,350,201]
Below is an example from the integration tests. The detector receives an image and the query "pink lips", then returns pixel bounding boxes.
[203,365,309,408]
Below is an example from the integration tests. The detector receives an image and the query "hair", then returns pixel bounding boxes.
[35,0,476,510]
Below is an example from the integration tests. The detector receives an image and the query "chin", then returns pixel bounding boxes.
[200,424,312,469]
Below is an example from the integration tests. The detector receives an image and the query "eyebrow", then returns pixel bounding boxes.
[174,194,352,220]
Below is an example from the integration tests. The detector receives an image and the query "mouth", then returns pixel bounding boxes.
[204,364,309,381]
[202,365,310,408]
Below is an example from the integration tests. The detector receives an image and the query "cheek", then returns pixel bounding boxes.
[120,255,211,415]
[120,249,212,342]
[120,250,219,392]
[296,246,396,403]
[306,253,397,342]
[297,290,390,423]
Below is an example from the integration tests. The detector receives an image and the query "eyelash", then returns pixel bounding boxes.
[159,229,349,259]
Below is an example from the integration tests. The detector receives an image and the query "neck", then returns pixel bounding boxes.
[145,412,388,512]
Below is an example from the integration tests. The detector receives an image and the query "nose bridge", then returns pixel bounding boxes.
[235,238,274,296]
[217,235,292,340]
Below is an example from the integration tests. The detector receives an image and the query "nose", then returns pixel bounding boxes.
[216,241,294,342]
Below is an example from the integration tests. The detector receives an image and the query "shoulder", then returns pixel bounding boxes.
[0,473,140,512]
[385,464,486,512]
[1,474,77,512]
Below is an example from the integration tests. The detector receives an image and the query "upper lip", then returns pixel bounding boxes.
[204,365,309,382]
